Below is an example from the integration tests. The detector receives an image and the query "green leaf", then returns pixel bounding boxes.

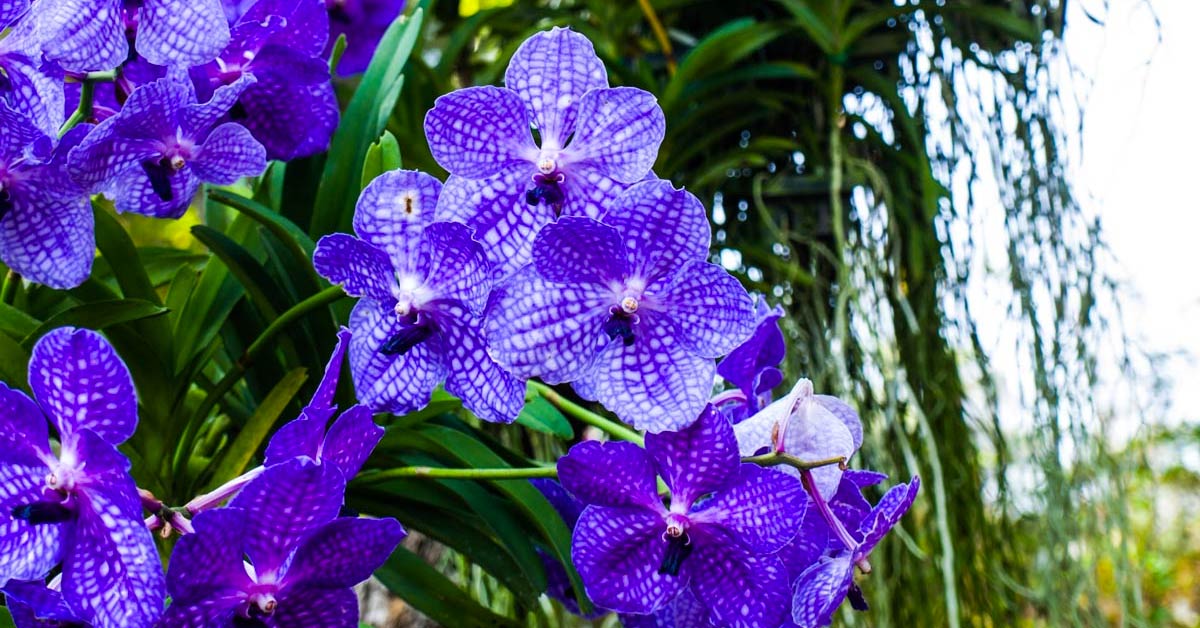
[92,205,160,304]
[662,18,793,113]
[516,394,574,439]
[0,301,39,339]
[310,9,424,237]
[374,547,522,628]
[413,424,592,614]
[361,130,403,189]
[20,299,168,350]
[0,330,30,390]
[191,225,289,321]
[201,367,308,492]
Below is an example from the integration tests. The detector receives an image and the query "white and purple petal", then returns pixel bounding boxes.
[531,216,629,285]
[428,304,525,424]
[0,464,66,583]
[0,51,65,138]
[64,432,166,628]
[643,405,739,507]
[652,261,754,358]
[485,266,612,383]
[562,87,664,182]
[32,0,125,72]
[319,405,384,479]
[136,0,230,67]
[425,86,534,179]
[418,221,493,315]
[28,327,137,445]
[690,464,806,554]
[571,506,682,614]
[0,383,52,465]
[577,315,715,433]
[190,122,267,184]
[602,180,711,283]
[285,516,404,589]
[227,458,345,573]
[686,535,791,628]
[354,170,441,271]
[557,440,661,510]
[503,27,608,148]
[313,233,397,301]
[856,476,920,556]
[790,554,854,628]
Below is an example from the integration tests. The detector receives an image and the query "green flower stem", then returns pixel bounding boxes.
[356,465,559,483]
[171,285,347,477]
[529,380,643,445]
[742,452,847,473]
[1,270,19,305]
[59,80,94,138]
[359,454,847,485]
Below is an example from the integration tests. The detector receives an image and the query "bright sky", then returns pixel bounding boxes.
[1068,0,1200,425]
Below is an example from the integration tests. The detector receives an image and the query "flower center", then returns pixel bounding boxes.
[602,307,636,347]
[140,147,189,202]
[381,310,435,356]
[526,152,566,211]
[658,513,693,576]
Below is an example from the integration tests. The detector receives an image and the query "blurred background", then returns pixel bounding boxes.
[335,0,1196,625]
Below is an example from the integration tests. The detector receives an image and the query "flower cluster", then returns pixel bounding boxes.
[0,328,403,628]
[318,27,755,432]
[0,0,405,288]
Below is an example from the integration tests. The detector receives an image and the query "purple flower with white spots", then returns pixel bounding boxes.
[68,71,266,219]
[263,328,384,481]
[558,407,806,628]
[0,107,93,288]
[192,0,338,160]
[325,0,406,75]
[487,179,754,432]
[313,170,526,423]
[425,27,666,278]
[0,14,65,138]
[159,458,405,627]
[715,298,787,422]
[733,379,864,500]
[0,328,165,628]
[29,0,230,72]
[790,476,920,628]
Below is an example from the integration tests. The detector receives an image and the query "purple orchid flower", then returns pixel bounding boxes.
[313,170,525,423]
[68,71,266,219]
[325,0,405,75]
[486,179,754,432]
[733,379,864,500]
[263,328,383,481]
[558,406,806,628]
[715,298,787,422]
[0,107,93,288]
[192,0,338,161]
[0,13,65,138]
[425,26,665,279]
[790,476,920,628]
[28,0,229,72]
[160,457,405,627]
[0,328,165,628]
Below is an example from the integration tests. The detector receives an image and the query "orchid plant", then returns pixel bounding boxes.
[0,2,918,627]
